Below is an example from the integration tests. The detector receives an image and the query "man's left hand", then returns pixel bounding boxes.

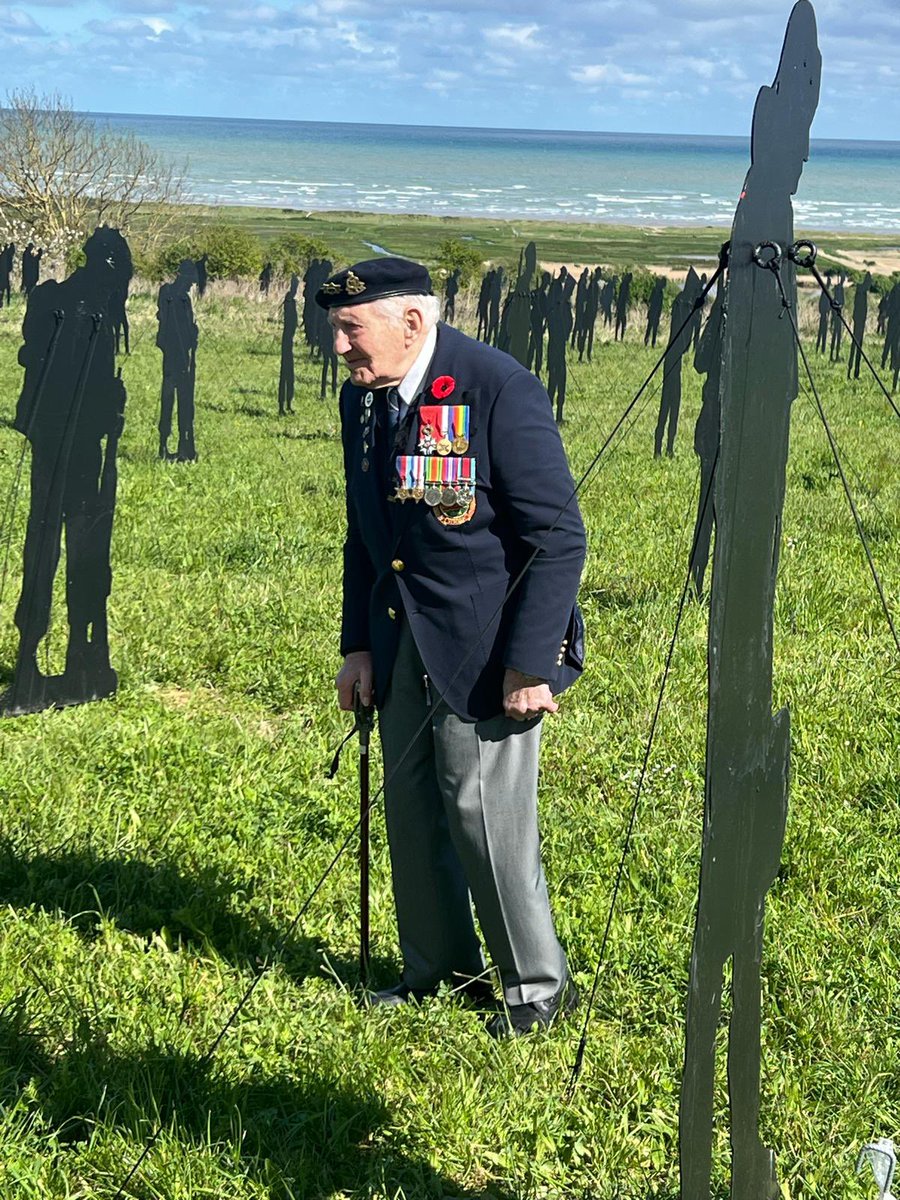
[503,669,559,721]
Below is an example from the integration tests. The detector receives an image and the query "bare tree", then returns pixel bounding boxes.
[0,88,187,256]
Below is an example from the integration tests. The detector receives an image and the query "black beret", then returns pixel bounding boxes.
[314,256,433,309]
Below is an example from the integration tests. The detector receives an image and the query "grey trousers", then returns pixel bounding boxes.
[379,620,568,1006]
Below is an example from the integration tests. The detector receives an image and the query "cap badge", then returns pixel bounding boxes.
[345,270,367,296]
[322,281,342,295]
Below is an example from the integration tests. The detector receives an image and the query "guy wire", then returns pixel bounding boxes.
[565,442,719,1100]
[772,261,900,658]
[796,250,900,424]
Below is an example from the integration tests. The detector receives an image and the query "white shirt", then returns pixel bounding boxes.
[390,324,438,426]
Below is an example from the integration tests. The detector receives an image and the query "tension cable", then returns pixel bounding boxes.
[764,246,900,658]
[789,240,900,425]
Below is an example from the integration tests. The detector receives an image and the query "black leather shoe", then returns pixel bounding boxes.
[485,977,579,1039]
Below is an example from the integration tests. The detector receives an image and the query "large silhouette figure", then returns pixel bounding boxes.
[679,8,820,1200]
[579,267,602,363]
[847,271,872,380]
[20,243,43,297]
[156,259,199,462]
[614,271,632,341]
[645,276,667,347]
[258,261,273,296]
[654,270,701,458]
[2,227,132,717]
[689,284,725,599]
[278,274,299,415]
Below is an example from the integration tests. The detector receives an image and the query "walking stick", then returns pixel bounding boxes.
[354,682,376,983]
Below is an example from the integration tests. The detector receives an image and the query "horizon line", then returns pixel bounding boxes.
[75,108,900,150]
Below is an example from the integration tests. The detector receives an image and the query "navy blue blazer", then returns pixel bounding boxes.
[339,322,586,721]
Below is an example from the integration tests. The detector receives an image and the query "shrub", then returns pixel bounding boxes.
[268,233,332,276]
[435,238,484,287]
[198,225,264,280]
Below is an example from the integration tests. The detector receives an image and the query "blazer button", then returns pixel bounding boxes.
[387,607,397,620]
[391,559,405,572]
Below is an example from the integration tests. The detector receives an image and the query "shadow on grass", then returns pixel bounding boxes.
[0,1005,512,1198]
[0,842,396,989]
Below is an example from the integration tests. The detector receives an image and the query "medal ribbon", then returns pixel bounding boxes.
[451,407,469,441]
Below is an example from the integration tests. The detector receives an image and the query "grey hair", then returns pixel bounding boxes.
[371,292,441,330]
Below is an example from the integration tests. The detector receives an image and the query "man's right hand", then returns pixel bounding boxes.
[336,651,374,711]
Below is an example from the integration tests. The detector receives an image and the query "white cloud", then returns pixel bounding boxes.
[570,63,653,87]
[483,22,542,49]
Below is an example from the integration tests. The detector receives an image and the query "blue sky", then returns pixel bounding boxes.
[0,0,897,139]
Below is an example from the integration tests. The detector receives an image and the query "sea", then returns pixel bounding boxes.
[91,113,900,234]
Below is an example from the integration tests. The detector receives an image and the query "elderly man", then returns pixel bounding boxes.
[321,257,586,1037]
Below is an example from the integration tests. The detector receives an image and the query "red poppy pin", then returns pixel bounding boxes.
[430,375,456,400]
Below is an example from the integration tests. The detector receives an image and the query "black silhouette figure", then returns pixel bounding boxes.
[475,269,493,342]
[487,266,505,346]
[546,273,573,424]
[443,268,460,323]
[278,274,299,415]
[645,276,667,347]
[614,271,632,341]
[501,242,536,367]
[572,268,590,349]
[881,281,900,392]
[527,271,551,378]
[259,261,274,296]
[815,272,831,353]
[316,284,339,401]
[0,243,15,307]
[20,243,43,297]
[679,7,820,1200]
[2,226,132,717]
[689,284,724,599]
[829,272,845,361]
[579,267,602,362]
[195,253,209,298]
[303,254,331,345]
[600,274,617,327]
[654,270,701,458]
[847,271,872,380]
[156,259,199,462]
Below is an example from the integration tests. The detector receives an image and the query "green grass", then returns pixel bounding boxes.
[0,269,895,1199]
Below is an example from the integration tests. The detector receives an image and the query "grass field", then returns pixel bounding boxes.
[0,260,896,1199]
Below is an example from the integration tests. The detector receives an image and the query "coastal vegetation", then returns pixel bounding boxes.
[0,258,896,1198]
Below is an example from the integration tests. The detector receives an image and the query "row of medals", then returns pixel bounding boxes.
[399,425,471,510]
[357,391,473,512]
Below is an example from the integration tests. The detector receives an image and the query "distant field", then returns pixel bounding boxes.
[165,203,900,277]
[0,277,896,1198]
